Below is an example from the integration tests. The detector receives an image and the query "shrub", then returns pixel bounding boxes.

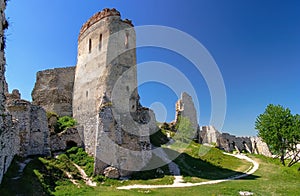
[55,116,77,133]
[66,147,94,177]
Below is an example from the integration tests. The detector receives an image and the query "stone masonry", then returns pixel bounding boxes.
[6,89,50,157]
[199,125,272,157]
[73,8,154,177]
[32,67,75,117]
[0,0,17,184]
[50,128,83,152]
[174,92,199,136]
[0,6,276,184]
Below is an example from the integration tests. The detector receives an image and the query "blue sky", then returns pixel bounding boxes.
[5,0,300,136]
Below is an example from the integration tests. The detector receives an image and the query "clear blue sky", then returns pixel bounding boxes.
[5,0,300,136]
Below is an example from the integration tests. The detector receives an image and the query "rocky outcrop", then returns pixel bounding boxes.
[6,89,50,157]
[50,128,83,152]
[32,67,75,117]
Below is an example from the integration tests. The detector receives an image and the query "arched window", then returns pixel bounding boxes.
[99,34,103,50]
[88,38,92,53]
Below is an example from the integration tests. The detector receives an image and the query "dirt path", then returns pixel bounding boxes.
[73,163,97,187]
[117,153,259,190]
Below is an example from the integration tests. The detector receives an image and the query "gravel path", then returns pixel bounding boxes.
[117,153,259,190]
[73,163,97,187]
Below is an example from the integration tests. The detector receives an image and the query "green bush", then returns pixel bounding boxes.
[55,116,77,133]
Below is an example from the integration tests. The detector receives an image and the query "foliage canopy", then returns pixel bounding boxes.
[255,104,300,166]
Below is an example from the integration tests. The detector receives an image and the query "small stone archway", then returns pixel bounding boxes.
[66,140,78,149]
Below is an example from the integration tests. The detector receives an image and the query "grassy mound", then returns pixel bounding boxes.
[0,143,299,195]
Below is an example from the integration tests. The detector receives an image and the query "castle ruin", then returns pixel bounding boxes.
[0,7,274,183]
[73,8,155,176]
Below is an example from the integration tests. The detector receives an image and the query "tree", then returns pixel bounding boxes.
[174,116,195,143]
[255,104,300,166]
[286,114,300,167]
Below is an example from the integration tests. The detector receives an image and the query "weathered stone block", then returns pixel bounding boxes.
[32,67,75,117]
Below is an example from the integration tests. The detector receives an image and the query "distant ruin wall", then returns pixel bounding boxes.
[199,125,272,157]
[175,92,199,135]
[32,67,75,117]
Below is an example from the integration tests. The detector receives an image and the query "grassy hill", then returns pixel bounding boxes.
[0,142,299,195]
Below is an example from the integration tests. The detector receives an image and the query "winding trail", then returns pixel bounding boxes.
[117,153,259,190]
[73,163,97,187]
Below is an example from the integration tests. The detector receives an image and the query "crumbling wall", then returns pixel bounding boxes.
[217,133,253,153]
[0,0,7,111]
[250,136,272,157]
[32,67,75,117]
[50,128,83,152]
[174,92,199,136]
[199,125,271,156]
[73,8,153,177]
[199,126,220,144]
[6,90,50,157]
[0,0,17,184]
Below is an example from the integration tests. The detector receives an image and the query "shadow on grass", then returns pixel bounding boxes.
[0,156,52,196]
[133,147,260,181]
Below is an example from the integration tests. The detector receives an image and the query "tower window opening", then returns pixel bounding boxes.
[125,31,129,49]
[88,38,92,53]
[99,34,102,50]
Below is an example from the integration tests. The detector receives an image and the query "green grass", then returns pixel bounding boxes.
[165,142,253,182]
[66,147,94,177]
[1,144,299,195]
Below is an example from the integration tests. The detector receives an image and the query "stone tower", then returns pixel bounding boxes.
[73,8,153,177]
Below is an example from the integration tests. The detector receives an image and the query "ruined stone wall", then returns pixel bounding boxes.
[73,8,152,177]
[217,133,253,153]
[50,128,83,152]
[32,67,75,117]
[0,0,17,184]
[174,92,199,137]
[199,125,271,156]
[0,0,7,111]
[199,126,220,144]
[250,136,272,157]
[6,90,50,157]
[0,113,16,183]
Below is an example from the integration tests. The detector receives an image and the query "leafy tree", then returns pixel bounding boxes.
[174,116,195,143]
[255,104,300,166]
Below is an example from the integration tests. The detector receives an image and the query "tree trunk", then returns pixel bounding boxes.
[280,148,285,166]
